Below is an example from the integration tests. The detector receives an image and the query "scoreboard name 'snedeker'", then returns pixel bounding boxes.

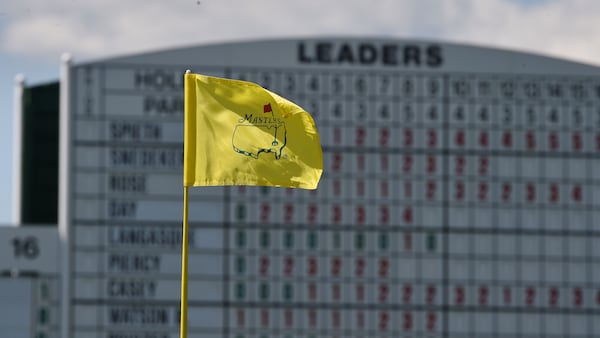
[297,41,443,67]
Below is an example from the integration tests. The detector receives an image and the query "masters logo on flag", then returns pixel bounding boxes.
[233,102,287,160]
[184,73,323,189]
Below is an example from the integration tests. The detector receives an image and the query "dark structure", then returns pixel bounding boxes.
[20,82,59,224]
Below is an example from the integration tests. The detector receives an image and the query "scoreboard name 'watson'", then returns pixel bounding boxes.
[298,41,443,67]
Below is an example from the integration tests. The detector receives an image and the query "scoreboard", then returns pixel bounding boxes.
[61,38,600,338]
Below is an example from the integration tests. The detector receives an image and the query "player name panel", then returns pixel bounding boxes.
[66,39,600,338]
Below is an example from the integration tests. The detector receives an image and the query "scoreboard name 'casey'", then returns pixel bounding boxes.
[298,41,443,67]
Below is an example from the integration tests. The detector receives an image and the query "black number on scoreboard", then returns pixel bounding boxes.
[12,236,39,259]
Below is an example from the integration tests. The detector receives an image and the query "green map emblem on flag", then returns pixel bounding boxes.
[232,103,288,159]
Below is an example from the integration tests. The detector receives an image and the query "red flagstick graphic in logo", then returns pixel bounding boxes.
[264,103,272,113]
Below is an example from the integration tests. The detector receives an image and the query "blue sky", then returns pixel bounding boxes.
[1,0,599,225]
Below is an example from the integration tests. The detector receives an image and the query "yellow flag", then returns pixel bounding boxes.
[184,73,323,189]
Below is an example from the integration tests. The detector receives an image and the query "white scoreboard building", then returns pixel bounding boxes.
[15,37,600,338]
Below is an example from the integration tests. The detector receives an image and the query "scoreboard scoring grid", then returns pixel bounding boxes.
[66,40,600,338]
[221,68,600,337]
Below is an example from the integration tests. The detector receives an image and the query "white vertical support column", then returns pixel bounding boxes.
[59,53,72,338]
[12,74,25,226]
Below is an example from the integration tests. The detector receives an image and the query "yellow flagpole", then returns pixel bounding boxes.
[180,186,189,338]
